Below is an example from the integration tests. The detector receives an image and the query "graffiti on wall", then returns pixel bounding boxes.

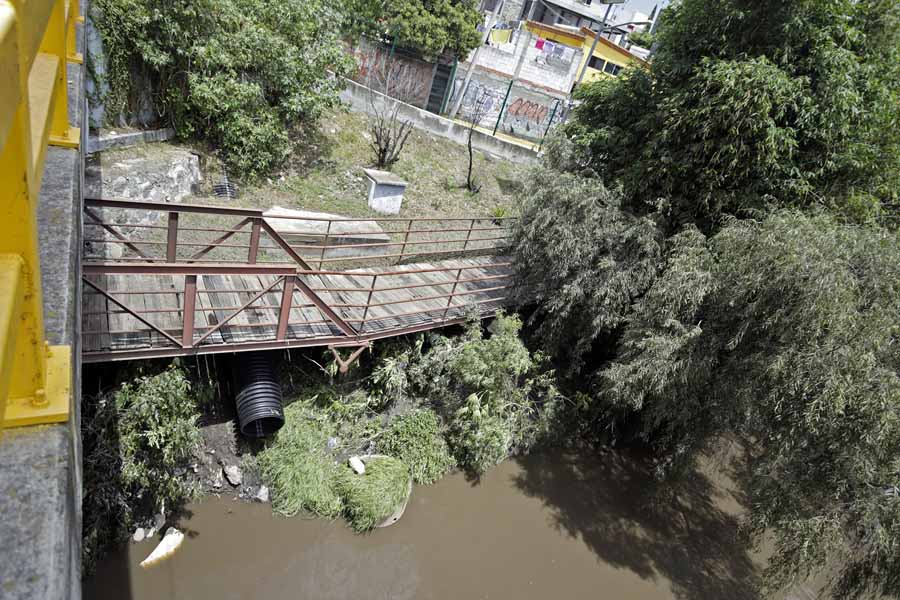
[351,43,435,109]
[450,75,566,142]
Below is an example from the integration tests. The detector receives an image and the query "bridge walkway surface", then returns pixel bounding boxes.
[81,198,517,363]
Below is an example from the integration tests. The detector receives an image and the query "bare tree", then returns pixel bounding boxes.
[363,49,422,170]
[462,88,494,193]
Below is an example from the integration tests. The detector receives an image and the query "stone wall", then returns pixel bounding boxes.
[84,144,203,259]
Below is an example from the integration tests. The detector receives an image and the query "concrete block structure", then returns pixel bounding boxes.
[363,169,409,215]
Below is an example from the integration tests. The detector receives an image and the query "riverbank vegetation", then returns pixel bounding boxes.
[253,314,563,530]
[82,365,202,573]
[513,0,900,597]
[91,0,484,178]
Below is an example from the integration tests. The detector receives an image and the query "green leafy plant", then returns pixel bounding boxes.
[91,0,353,177]
[82,365,202,573]
[381,410,455,484]
[564,0,899,226]
[335,456,412,532]
[407,314,564,475]
[445,393,510,475]
[343,0,482,59]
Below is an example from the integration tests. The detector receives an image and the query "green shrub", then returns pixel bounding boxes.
[82,365,201,573]
[445,394,510,475]
[336,456,411,532]
[257,403,344,518]
[381,410,455,484]
[92,0,352,177]
[382,314,565,476]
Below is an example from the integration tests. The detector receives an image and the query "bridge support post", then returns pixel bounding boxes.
[166,212,180,262]
[329,344,369,374]
[276,275,295,340]
[359,274,378,333]
[248,218,261,264]
[182,275,197,347]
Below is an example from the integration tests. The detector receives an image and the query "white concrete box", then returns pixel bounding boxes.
[363,168,408,215]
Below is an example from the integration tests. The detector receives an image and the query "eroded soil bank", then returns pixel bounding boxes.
[84,448,764,600]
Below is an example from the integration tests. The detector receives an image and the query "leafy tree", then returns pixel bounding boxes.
[626,30,654,48]
[511,167,662,369]
[566,0,900,228]
[601,211,900,599]
[92,0,352,177]
[343,0,482,59]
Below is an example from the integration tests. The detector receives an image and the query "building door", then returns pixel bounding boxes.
[426,62,454,114]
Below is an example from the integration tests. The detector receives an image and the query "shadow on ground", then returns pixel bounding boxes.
[512,448,760,600]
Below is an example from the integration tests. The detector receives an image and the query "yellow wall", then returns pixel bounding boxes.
[525,22,645,86]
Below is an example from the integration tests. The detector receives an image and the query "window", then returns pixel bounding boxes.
[588,56,605,70]
[603,61,622,76]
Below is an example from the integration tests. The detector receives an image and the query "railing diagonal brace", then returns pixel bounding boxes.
[192,276,286,347]
[82,276,182,347]
[258,220,314,270]
[84,207,151,259]
[293,276,358,338]
[189,217,253,261]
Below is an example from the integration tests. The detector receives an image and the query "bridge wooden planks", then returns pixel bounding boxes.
[82,256,514,358]
[83,274,110,352]
[193,275,226,347]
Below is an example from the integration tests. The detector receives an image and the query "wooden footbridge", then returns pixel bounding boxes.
[82,198,516,363]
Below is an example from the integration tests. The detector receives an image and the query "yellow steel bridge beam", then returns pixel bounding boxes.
[0,0,79,430]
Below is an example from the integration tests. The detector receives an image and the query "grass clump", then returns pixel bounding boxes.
[381,410,455,484]
[336,456,411,532]
[257,402,343,518]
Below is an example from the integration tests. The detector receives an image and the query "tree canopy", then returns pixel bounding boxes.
[514,0,900,596]
[93,0,353,176]
[566,0,900,229]
[343,0,482,59]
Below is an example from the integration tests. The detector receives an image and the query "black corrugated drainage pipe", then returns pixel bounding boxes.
[234,352,284,438]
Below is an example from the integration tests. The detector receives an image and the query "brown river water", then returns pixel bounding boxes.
[83,449,764,600]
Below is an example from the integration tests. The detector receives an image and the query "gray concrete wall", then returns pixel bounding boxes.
[340,78,538,164]
[448,29,578,142]
[0,5,86,600]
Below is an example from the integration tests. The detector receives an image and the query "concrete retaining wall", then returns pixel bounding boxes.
[87,127,176,154]
[340,78,538,164]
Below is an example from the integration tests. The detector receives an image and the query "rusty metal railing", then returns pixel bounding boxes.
[81,261,513,362]
[81,198,516,362]
[83,197,514,268]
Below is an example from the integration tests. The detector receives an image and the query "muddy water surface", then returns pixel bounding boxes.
[83,450,760,600]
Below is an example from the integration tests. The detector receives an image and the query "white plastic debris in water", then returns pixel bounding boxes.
[349,456,366,475]
[140,527,184,568]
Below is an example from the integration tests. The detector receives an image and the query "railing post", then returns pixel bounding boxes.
[398,219,412,264]
[67,0,83,63]
[319,220,333,269]
[44,0,80,148]
[0,0,74,428]
[462,219,475,252]
[182,275,197,347]
[360,274,377,333]
[276,275,295,340]
[248,218,261,264]
[442,268,464,320]
[166,212,179,262]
